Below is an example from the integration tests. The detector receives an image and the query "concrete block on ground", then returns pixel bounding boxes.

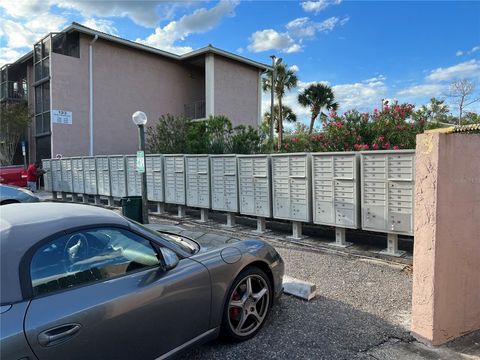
[282,275,316,301]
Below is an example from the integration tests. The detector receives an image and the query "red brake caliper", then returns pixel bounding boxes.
[230,290,241,320]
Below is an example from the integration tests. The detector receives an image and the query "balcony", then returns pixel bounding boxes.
[184,100,206,120]
[0,80,28,102]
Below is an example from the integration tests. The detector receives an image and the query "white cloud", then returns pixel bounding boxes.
[332,77,388,110]
[81,18,119,36]
[455,45,480,57]
[247,29,302,53]
[137,0,239,54]
[289,64,300,72]
[426,60,480,82]
[396,84,446,98]
[470,46,480,54]
[318,16,350,33]
[285,15,349,39]
[301,0,342,14]
[456,50,464,57]
[0,48,23,67]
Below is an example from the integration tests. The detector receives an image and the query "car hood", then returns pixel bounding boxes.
[144,223,240,252]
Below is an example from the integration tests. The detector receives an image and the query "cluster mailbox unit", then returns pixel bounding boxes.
[163,155,186,217]
[42,159,52,192]
[83,157,98,200]
[185,155,211,222]
[210,155,239,227]
[60,158,73,196]
[312,152,360,247]
[51,159,63,193]
[125,155,142,197]
[95,156,111,201]
[360,150,415,256]
[237,155,272,233]
[109,156,127,200]
[146,155,165,213]
[71,157,85,199]
[271,153,311,239]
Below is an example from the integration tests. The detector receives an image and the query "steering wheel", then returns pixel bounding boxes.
[63,233,90,273]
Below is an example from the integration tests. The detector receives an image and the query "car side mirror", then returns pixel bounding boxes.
[160,247,179,271]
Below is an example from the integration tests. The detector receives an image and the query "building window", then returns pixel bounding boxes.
[34,36,52,137]
[52,32,80,58]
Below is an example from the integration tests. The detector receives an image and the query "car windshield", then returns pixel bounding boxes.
[128,220,200,255]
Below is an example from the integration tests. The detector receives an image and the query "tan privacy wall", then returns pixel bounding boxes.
[411,132,480,345]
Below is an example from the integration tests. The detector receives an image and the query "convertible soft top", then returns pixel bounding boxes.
[0,203,128,305]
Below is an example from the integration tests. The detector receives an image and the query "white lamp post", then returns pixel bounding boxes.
[132,111,149,224]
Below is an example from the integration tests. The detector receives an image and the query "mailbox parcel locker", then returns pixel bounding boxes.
[312,152,360,228]
[109,156,127,198]
[60,158,73,193]
[83,157,98,195]
[361,150,415,235]
[210,155,238,212]
[95,156,111,196]
[164,155,186,205]
[271,153,312,222]
[146,155,164,202]
[238,155,271,218]
[126,155,141,196]
[186,155,210,208]
[71,157,85,194]
[42,159,52,192]
[50,159,63,192]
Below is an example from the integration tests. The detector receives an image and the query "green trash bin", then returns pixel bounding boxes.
[121,196,143,223]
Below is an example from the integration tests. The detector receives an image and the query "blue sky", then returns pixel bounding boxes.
[1,0,479,122]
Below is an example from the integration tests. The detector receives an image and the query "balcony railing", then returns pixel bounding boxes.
[184,100,206,120]
[0,81,28,102]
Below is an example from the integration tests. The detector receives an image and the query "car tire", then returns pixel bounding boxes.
[221,266,272,342]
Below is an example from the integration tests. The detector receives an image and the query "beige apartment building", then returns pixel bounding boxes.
[0,23,268,162]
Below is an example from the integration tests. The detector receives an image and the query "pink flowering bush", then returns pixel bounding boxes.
[281,103,435,152]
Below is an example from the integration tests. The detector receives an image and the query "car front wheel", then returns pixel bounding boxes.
[221,267,272,341]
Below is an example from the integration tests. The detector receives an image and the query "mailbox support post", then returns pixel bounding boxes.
[200,208,209,222]
[72,193,79,202]
[52,191,58,200]
[225,213,236,227]
[177,205,186,218]
[61,192,67,201]
[288,221,305,240]
[83,194,89,204]
[154,203,165,214]
[331,227,353,247]
[254,217,267,233]
[108,196,114,207]
[380,233,406,257]
[94,195,101,205]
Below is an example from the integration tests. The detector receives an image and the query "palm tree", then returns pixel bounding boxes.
[263,60,298,150]
[263,104,297,133]
[298,83,338,134]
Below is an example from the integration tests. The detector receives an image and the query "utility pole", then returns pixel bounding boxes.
[270,55,276,142]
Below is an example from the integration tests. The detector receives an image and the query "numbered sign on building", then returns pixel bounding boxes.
[95,156,111,196]
[210,155,238,212]
[146,155,164,202]
[361,150,415,235]
[312,152,360,228]
[71,157,85,194]
[238,155,271,218]
[126,155,142,196]
[83,157,98,195]
[271,153,312,222]
[109,156,127,198]
[164,155,186,205]
[60,158,73,193]
[185,155,210,208]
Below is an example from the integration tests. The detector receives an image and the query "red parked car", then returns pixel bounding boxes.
[0,165,28,188]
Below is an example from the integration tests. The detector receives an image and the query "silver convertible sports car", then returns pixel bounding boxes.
[1,203,284,360]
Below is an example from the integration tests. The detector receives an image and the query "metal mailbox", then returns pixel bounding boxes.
[361,150,415,235]
[50,159,63,192]
[109,156,127,198]
[237,155,271,218]
[312,152,360,228]
[146,155,164,202]
[60,158,73,193]
[71,157,85,194]
[126,155,141,196]
[271,153,312,222]
[83,157,98,195]
[186,155,210,208]
[95,156,111,196]
[42,159,52,191]
[210,155,238,212]
[164,155,186,205]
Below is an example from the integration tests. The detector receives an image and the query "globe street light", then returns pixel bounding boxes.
[132,111,149,224]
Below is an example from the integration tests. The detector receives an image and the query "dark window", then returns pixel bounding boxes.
[52,32,80,58]
[42,82,50,111]
[35,135,51,161]
[30,228,160,296]
[35,87,42,113]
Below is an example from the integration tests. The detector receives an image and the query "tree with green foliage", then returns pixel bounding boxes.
[298,83,338,134]
[262,60,298,150]
[146,114,190,154]
[263,104,297,133]
[0,103,31,165]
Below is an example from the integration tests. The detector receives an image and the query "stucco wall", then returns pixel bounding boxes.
[213,56,260,128]
[51,34,204,156]
[411,132,480,345]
